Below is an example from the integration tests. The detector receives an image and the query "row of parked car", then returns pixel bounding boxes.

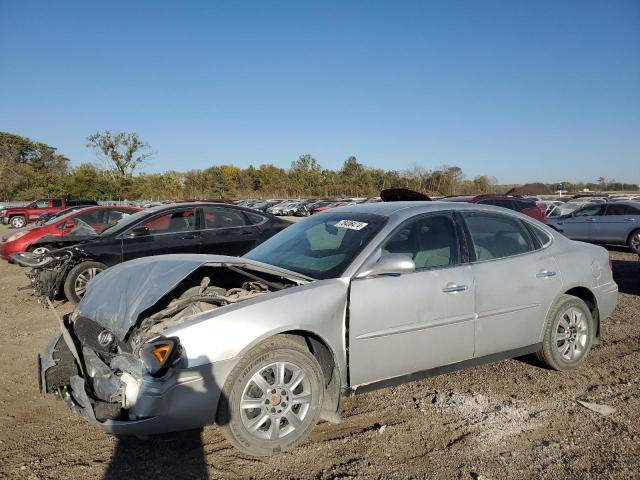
[27,189,619,456]
[3,192,637,309]
[235,198,371,216]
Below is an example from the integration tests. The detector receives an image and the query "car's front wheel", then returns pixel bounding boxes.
[537,294,594,370]
[217,335,324,456]
[10,215,26,229]
[63,261,106,304]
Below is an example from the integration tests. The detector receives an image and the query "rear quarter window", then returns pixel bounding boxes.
[463,213,535,261]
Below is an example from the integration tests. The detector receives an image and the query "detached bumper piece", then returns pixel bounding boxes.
[39,333,122,423]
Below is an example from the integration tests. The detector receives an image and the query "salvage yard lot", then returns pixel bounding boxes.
[0,223,639,479]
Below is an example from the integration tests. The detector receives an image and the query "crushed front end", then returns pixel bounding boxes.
[12,250,78,301]
[38,265,285,436]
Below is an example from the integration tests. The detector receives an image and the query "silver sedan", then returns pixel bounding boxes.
[547,201,640,253]
[39,201,618,455]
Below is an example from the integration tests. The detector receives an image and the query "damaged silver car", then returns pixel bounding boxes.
[39,202,619,455]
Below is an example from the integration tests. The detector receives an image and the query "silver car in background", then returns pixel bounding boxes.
[548,201,640,253]
[39,202,618,456]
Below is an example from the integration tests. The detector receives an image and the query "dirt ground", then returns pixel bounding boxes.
[0,223,639,480]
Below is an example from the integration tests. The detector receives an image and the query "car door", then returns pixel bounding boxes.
[199,206,263,256]
[349,212,476,387]
[121,207,200,262]
[593,203,640,244]
[461,212,562,357]
[553,204,603,241]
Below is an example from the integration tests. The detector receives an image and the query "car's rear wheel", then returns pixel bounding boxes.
[63,261,106,304]
[10,216,26,229]
[217,335,324,456]
[536,294,594,370]
[628,229,640,254]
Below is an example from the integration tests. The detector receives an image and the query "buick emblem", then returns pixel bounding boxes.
[97,330,114,347]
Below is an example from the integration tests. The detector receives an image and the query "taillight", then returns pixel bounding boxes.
[608,256,613,272]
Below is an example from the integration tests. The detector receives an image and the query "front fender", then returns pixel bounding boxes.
[165,278,350,388]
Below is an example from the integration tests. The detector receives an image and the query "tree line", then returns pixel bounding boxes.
[0,131,635,201]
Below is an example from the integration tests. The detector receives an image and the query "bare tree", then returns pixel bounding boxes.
[86,131,154,177]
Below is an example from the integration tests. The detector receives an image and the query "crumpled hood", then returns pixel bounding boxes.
[76,253,310,341]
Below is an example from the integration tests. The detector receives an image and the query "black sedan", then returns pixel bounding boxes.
[13,202,291,303]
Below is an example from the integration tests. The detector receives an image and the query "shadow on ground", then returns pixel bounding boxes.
[103,429,209,480]
[611,256,640,296]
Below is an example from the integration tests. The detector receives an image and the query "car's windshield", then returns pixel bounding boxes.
[44,207,87,225]
[99,208,151,236]
[244,212,387,279]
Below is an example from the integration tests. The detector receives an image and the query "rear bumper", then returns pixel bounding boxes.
[595,282,619,323]
[39,323,235,437]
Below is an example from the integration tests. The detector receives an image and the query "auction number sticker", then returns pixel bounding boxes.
[334,220,368,230]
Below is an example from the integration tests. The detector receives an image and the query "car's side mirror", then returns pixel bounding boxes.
[358,253,416,278]
[126,226,150,238]
[64,221,75,229]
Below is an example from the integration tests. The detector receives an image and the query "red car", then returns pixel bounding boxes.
[1,205,140,260]
[442,195,547,223]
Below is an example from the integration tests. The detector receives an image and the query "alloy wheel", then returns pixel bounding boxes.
[11,217,26,228]
[555,307,589,361]
[74,267,102,297]
[631,232,640,253]
[240,361,312,441]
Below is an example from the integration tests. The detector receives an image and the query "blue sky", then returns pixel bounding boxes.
[1,0,638,184]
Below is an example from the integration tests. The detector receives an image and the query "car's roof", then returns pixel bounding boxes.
[144,201,236,212]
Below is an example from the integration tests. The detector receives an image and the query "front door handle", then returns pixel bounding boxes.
[442,283,468,293]
[536,270,557,278]
[181,234,196,240]
[585,218,597,222]
[625,218,636,222]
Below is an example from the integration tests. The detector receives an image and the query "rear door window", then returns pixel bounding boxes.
[605,204,640,216]
[463,213,534,261]
[202,206,248,229]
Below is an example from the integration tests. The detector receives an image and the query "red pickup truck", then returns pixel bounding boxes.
[1,198,98,229]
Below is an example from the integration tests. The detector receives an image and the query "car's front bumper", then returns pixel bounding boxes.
[39,321,236,436]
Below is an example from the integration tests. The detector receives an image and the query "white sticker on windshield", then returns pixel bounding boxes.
[334,220,368,230]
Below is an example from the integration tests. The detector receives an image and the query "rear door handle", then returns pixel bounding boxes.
[625,218,636,222]
[536,270,557,278]
[442,284,468,293]
[585,218,596,222]
[181,234,197,240]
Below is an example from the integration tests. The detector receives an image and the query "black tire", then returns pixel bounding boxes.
[10,215,26,229]
[627,229,640,254]
[217,335,324,456]
[536,294,594,370]
[63,261,106,304]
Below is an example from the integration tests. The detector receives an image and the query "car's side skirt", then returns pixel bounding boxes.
[347,343,542,396]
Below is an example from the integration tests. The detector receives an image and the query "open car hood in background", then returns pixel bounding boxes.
[380,188,432,202]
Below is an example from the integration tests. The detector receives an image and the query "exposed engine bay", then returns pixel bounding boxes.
[40,263,301,423]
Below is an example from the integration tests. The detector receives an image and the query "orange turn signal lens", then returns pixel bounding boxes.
[151,344,171,363]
